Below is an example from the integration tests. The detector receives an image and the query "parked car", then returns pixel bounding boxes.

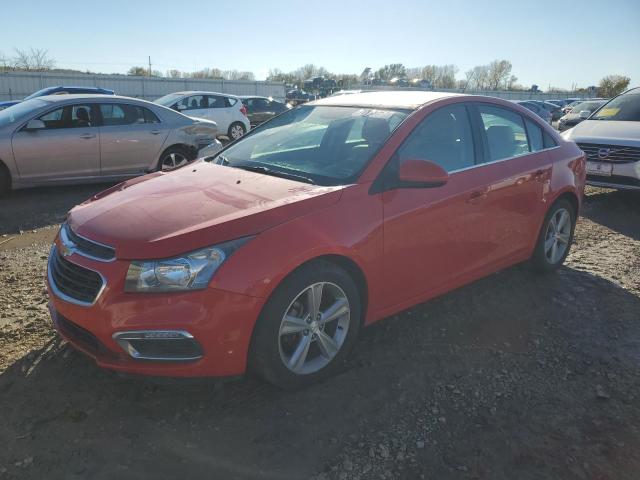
[0,94,218,194]
[154,91,250,140]
[562,87,640,191]
[526,100,564,121]
[239,96,290,128]
[515,101,552,123]
[46,91,585,388]
[0,86,114,111]
[557,99,607,131]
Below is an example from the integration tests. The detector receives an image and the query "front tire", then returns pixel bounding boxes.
[531,199,576,272]
[249,260,361,389]
[228,122,246,141]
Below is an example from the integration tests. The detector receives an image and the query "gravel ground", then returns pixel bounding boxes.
[0,185,639,479]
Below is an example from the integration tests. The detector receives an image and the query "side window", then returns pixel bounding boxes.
[524,118,544,152]
[101,104,160,125]
[256,98,271,110]
[178,95,206,110]
[69,105,95,128]
[397,104,475,172]
[478,105,529,162]
[207,95,226,108]
[225,97,237,107]
[38,107,65,129]
[543,131,558,149]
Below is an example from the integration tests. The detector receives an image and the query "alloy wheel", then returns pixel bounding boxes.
[278,282,351,375]
[161,152,188,171]
[544,207,571,264]
[230,124,245,140]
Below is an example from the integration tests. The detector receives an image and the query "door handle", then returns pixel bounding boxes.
[467,188,489,204]
[150,130,162,135]
[79,133,95,139]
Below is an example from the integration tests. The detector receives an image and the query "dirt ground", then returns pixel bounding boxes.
[0,184,639,480]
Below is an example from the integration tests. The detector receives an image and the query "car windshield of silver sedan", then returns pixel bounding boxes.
[591,91,640,121]
[0,99,47,127]
[211,105,409,186]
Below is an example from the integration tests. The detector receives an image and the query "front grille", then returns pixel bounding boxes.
[49,247,104,305]
[578,143,640,164]
[63,224,115,261]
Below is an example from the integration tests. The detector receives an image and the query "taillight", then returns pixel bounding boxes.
[240,105,248,116]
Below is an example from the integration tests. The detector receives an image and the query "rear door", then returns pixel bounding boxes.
[207,95,234,132]
[98,103,169,175]
[11,103,100,183]
[470,103,551,263]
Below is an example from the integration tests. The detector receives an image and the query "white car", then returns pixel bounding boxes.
[562,87,640,191]
[154,91,250,140]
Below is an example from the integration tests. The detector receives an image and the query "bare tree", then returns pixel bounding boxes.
[487,60,513,90]
[166,69,182,78]
[599,75,631,97]
[13,48,55,71]
[465,65,489,91]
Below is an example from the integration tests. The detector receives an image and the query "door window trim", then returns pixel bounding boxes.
[17,103,101,132]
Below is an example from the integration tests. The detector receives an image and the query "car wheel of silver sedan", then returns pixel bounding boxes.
[158,147,189,171]
[249,261,361,389]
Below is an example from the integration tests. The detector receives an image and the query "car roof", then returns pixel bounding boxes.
[37,94,145,103]
[311,91,463,109]
[169,91,238,98]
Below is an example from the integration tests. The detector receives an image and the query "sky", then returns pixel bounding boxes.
[1,0,639,90]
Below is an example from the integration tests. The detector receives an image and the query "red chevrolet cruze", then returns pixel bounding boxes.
[47,92,586,388]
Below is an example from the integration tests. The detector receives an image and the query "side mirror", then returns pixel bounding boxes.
[398,159,449,187]
[579,110,591,119]
[25,119,45,131]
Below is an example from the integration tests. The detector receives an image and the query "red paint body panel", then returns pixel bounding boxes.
[48,94,586,377]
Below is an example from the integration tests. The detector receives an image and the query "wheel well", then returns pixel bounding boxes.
[555,191,579,216]
[304,254,369,324]
[0,158,11,188]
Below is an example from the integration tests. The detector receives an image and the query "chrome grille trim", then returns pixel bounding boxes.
[577,143,640,164]
[61,223,116,262]
[47,246,106,307]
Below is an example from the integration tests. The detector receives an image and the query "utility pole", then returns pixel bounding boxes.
[148,56,152,76]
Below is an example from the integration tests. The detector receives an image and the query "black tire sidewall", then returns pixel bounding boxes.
[249,260,361,390]
[532,198,576,272]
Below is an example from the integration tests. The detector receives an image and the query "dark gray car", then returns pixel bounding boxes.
[0,95,218,194]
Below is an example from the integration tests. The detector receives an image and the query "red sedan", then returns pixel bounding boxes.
[47,92,586,388]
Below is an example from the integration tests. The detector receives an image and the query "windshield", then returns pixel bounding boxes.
[154,93,185,107]
[571,101,605,113]
[0,99,47,127]
[591,91,640,121]
[23,87,53,100]
[211,105,408,186]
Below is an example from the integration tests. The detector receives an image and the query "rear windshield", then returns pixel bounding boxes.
[0,99,47,127]
[591,91,640,121]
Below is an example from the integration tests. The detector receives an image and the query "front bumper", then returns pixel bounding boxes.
[586,161,640,191]
[47,239,264,377]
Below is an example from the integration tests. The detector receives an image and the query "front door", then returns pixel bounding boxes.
[11,103,100,183]
[381,103,496,307]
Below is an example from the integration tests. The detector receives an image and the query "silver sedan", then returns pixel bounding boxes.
[0,94,219,194]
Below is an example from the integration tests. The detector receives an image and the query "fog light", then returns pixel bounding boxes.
[113,330,203,361]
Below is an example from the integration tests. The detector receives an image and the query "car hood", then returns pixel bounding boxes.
[67,162,343,259]
[563,120,640,146]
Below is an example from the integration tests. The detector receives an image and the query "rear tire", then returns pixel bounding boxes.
[249,260,361,390]
[157,146,190,171]
[531,198,576,272]
[0,163,11,197]
[228,122,246,141]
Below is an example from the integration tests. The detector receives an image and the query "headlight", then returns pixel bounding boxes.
[125,237,252,293]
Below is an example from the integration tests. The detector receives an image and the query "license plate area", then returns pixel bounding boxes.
[586,161,613,176]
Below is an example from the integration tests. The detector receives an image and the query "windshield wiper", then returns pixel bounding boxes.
[233,164,316,185]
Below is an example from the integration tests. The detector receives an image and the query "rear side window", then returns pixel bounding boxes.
[207,95,227,108]
[398,104,475,172]
[543,131,558,149]
[225,97,237,107]
[524,118,544,152]
[100,104,160,126]
[478,105,529,162]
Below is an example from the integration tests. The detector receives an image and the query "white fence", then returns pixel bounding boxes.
[0,71,287,102]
